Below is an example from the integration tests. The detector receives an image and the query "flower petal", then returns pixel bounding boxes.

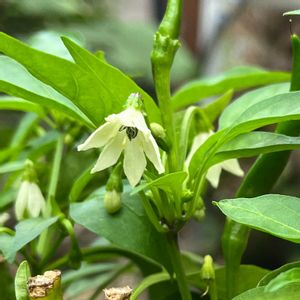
[0,212,9,225]
[77,121,119,151]
[185,131,213,166]
[123,138,146,186]
[118,108,150,133]
[206,164,223,188]
[15,181,30,220]
[28,182,46,218]
[91,132,126,173]
[141,133,164,174]
[221,159,244,177]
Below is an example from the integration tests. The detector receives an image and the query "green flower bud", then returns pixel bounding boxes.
[150,123,166,140]
[193,207,205,222]
[104,190,122,214]
[150,122,169,151]
[201,255,215,281]
[125,93,143,110]
[182,189,193,202]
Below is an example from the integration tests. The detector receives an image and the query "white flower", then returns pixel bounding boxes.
[186,131,244,188]
[15,181,46,220]
[0,212,9,226]
[78,106,164,186]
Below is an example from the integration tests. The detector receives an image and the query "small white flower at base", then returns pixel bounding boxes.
[15,181,46,220]
[186,131,244,188]
[78,94,164,187]
[0,212,9,226]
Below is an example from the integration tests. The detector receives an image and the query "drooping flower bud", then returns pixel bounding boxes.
[104,190,122,214]
[201,255,215,281]
[15,161,45,220]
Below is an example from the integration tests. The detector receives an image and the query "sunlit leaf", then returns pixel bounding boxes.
[172,67,290,110]
[215,195,300,243]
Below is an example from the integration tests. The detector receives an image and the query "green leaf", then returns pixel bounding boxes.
[264,268,300,292]
[26,130,60,160]
[283,10,300,16]
[212,131,300,164]
[172,67,290,110]
[202,89,233,123]
[233,285,300,300]
[62,262,117,286]
[61,36,161,124]
[0,160,25,174]
[0,96,44,116]
[6,217,58,262]
[0,234,13,258]
[15,261,31,300]
[0,55,93,127]
[69,164,94,203]
[215,194,300,243]
[216,265,269,300]
[64,263,130,300]
[0,189,16,209]
[259,261,300,287]
[131,171,188,195]
[219,83,289,129]
[131,272,170,300]
[70,185,172,272]
[0,32,113,126]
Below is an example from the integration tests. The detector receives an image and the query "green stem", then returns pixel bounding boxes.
[47,134,64,213]
[151,0,182,173]
[167,233,192,300]
[37,135,64,259]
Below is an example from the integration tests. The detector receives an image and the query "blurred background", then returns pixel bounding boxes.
[1,0,300,298]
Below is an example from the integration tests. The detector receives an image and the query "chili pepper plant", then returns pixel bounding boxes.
[1,1,300,300]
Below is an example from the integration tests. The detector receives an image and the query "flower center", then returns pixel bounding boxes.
[119,126,138,141]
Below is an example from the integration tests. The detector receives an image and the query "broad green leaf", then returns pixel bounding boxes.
[15,261,31,300]
[259,261,300,287]
[265,268,300,292]
[233,285,300,300]
[6,217,58,262]
[283,10,300,16]
[211,131,300,165]
[0,160,25,174]
[0,33,110,126]
[0,56,93,127]
[70,185,172,272]
[0,96,44,116]
[189,91,300,177]
[172,67,290,110]
[131,171,187,195]
[219,83,289,129]
[62,37,161,124]
[215,195,300,243]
